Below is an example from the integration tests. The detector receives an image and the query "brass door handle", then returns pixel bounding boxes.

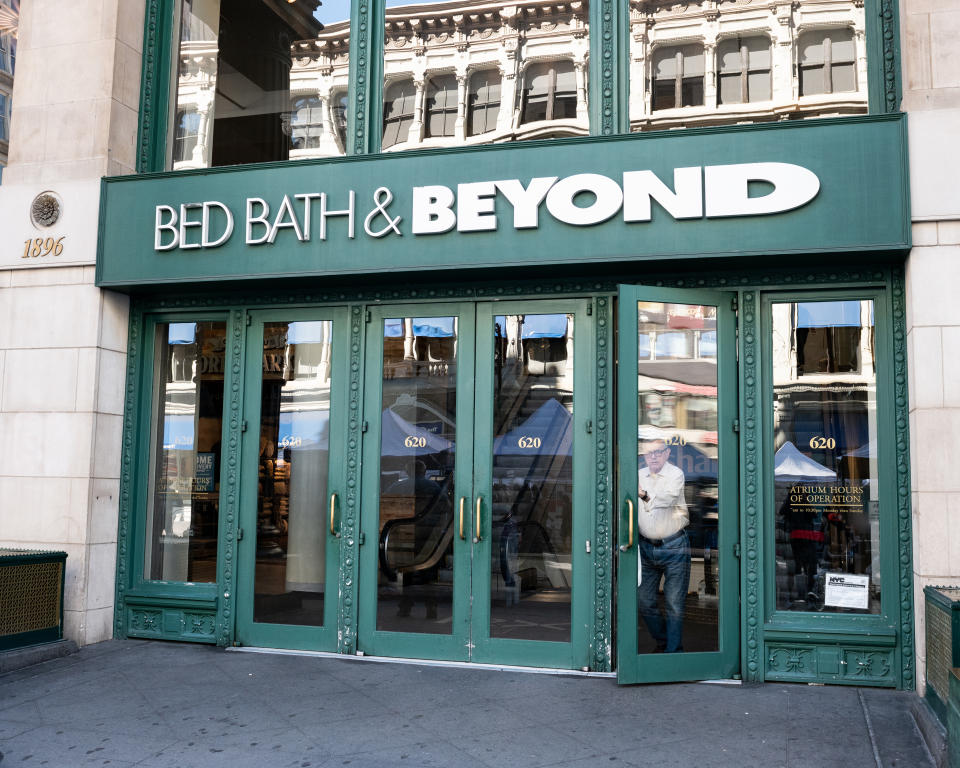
[330,493,341,538]
[620,498,634,552]
[459,497,466,540]
[474,496,482,543]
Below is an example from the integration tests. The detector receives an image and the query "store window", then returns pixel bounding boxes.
[629,0,867,132]
[652,45,704,111]
[382,79,416,149]
[169,0,349,169]
[770,299,880,614]
[425,75,458,138]
[144,321,227,583]
[468,70,501,136]
[382,0,588,150]
[799,28,857,96]
[717,36,771,105]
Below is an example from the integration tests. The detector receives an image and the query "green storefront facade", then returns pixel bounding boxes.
[98,0,915,687]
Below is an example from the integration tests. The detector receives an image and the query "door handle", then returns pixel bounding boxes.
[329,492,341,538]
[474,496,482,544]
[459,497,466,540]
[619,498,634,552]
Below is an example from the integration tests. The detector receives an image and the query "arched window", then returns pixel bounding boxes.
[522,61,577,124]
[425,75,458,138]
[173,110,201,164]
[468,70,501,136]
[798,28,857,96]
[717,36,771,104]
[652,45,704,110]
[290,96,325,150]
[382,79,416,148]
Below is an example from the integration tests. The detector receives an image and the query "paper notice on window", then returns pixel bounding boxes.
[824,572,870,609]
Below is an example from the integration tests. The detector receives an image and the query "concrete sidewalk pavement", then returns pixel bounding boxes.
[0,640,935,767]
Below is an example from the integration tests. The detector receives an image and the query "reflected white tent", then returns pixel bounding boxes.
[774,441,836,482]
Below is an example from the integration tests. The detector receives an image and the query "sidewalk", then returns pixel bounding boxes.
[0,639,935,767]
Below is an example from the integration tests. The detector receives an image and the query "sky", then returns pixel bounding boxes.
[313,0,450,26]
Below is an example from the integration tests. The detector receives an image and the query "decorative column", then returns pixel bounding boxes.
[409,76,426,145]
[704,41,717,109]
[455,73,468,142]
[574,59,588,121]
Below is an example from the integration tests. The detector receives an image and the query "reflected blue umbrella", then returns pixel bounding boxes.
[494,398,572,457]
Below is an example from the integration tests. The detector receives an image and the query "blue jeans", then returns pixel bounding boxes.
[637,532,690,653]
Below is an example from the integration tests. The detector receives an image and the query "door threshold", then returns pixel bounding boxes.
[225,646,617,677]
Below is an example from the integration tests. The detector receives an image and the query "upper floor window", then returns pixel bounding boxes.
[521,60,577,124]
[290,95,325,150]
[717,36,771,105]
[468,70,501,137]
[172,110,200,166]
[0,32,12,75]
[425,75,457,139]
[382,79,416,149]
[630,1,867,133]
[652,45,704,110]
[169,0,349,168]
[799,28,857,96]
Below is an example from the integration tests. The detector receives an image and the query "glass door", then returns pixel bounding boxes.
[236,308,349,651]
[357,304,476,661]
[616,286,739,683]
[471,300,593,669]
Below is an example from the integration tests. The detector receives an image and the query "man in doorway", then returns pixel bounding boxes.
[637,436,689,653]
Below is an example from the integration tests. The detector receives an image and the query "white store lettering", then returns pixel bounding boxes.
[155,163,821,251]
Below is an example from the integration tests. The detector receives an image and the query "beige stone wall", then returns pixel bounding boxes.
[900,0,960,694]
[0,0,144,645]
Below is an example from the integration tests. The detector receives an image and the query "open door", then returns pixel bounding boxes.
[616,285,739,684]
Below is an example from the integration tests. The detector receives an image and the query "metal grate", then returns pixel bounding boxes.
[0,561,63,637]
[926,597,952,705]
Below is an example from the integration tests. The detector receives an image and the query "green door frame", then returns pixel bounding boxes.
[471,299,595,670]
[235,307,351,651]
[616,284,740,684]
[357,302,477,661]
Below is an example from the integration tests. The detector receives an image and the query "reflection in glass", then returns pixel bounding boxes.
[382,0,589,150]
[171,0,349,169]
[635,302,719,653]
[629,0,867,132]
[772,300,879,614]
[377,317,458,634]
[490,314,574,642]
[145,322,225,583]
[254,322,334,626]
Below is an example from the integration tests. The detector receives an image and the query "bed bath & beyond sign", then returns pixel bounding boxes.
[153,162,820,251]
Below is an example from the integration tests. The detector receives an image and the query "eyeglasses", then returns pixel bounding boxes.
[644,447,670,457]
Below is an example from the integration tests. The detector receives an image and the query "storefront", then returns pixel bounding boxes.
[98,0,913,687]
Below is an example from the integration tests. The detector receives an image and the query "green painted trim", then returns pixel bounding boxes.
[890,267,914,689]
[138,0,175,173]
[114,304,145,638]
[738,289,762,682]
[351,0,379,154]
[592,295,614,671]
[764,627,896,646]
[591,0,625,136]
[337,304,366,654]
[0,628,63,651]
[215,309,245,646]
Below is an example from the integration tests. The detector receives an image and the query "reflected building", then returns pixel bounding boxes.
[0,0,17,180]
[629,0,867,130]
